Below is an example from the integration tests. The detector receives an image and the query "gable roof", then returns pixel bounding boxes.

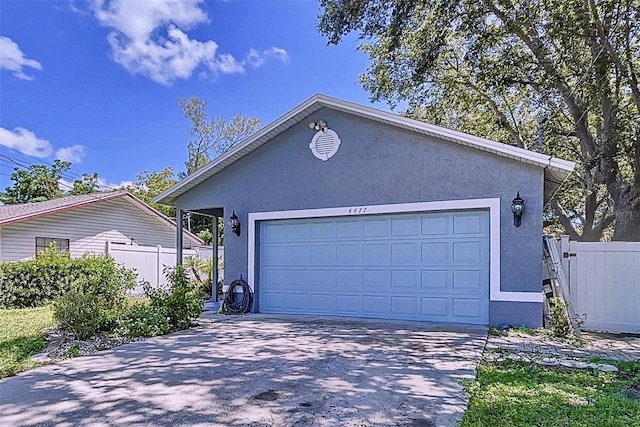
[0,191,203,245]
[155,94,575,206]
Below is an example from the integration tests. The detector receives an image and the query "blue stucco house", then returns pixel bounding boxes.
[156,94,574,327]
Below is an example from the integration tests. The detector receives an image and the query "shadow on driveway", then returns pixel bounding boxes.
[0,314,487,426]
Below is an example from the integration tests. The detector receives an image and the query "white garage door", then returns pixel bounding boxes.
[258,210,490,324]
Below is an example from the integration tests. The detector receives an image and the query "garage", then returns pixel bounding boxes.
[258,210,489,324]
[157,94,575,327]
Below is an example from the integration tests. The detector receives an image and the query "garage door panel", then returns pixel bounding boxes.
[336,294,361,313]
[421,297,448,316]
[287,245,311,265]
[311,221,336,238]
[391,243,420,264]
[308,294,335,312]
[363,243,390,264]
[259,210,489,324]
[363,218,388,236]
[391,270,419,289]
[421,215,449,235]
[453,270,484,290]
[336,244,362,264]
[362,295,388,314]
[453,241,484,263]
[283,293,308,311]
[262,223,288,241]
[311,244,337,265]
[363,269,389,287]
[285,269,309,288]
[453,213,487,235]
[336,220,361,238]
[336,269,362,288]
[421,270,449,289]
[287,223,311,240]
[391,296,419,316]
[262,268,288,286]
[421,242,449,263]
[262,292,286,310]
[262,245,288,266]
[391,217,419,236]
[310,269,334,287]
[452,298,484,320]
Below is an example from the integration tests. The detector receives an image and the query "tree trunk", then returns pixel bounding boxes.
[611,189,640,241]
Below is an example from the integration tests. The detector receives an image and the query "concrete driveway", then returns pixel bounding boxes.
[0,314,487,427]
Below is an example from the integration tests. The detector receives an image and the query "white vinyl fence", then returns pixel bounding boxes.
[106,242,217,295]
[560,237,640,333]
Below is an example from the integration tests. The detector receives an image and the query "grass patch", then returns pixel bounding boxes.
[462,359,640,427]
[0,306,54,378]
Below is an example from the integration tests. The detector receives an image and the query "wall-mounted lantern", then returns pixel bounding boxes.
[511,192,525,227]
[228,211,241,236]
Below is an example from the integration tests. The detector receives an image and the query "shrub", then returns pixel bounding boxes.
[184,256,216,299]
[0,248,136,309]
[163,265,204,329]
[51,255,136,338]
[547,298,585,338]
[118,265,203,337]
[116,302,172,337]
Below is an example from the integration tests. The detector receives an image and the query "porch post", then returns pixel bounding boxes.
[176,208,184,265]
[212,216,219,302]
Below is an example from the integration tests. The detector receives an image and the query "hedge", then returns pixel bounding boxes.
[0,250,136,309]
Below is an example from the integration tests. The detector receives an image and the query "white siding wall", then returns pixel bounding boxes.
[0,198,190,261]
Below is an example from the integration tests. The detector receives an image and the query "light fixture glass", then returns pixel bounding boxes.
[228,211,241,236]
[511,192,525,227]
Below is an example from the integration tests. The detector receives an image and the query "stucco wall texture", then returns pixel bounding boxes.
[177,107,545,327]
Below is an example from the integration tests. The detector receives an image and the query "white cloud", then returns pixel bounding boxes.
[55,145,86,163]
[0,127,52,157]
[90,0,254,85]
[244,47,289,68]
[0,36,42,80]
[263,47,289,63]
[97,177,134,190]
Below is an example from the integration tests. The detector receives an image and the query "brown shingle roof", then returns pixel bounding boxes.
[0,191,203,245]
[0,192,127,224]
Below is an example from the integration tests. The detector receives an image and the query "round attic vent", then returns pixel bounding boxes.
[309,129,341,161]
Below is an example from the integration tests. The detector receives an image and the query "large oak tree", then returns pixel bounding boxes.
[319,0,640,240]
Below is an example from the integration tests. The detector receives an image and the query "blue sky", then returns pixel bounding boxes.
[0,0,389,192]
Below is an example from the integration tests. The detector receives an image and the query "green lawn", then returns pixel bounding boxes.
[0,306,54,378]
[462,359,640,427]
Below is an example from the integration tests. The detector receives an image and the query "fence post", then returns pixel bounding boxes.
[156,245,162,287]
[560,235,570,289]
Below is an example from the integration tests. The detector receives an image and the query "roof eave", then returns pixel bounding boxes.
[155,94,577,206]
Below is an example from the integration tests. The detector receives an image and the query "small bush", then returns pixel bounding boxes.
[51,256,136,339]
[66,344,80,358]
[118,265,203,337]
[163,266,204,329]
[117,302,172,337]
[184,256,216,299]
[548,298,585,338]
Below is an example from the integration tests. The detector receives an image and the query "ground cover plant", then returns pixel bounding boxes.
[0,306,54,378]
[462,359,640,427]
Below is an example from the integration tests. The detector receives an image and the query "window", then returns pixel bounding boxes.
[35,237,70,255]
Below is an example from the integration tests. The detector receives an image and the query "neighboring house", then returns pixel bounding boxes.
[0,191,202,261]
[155,94,575,328]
